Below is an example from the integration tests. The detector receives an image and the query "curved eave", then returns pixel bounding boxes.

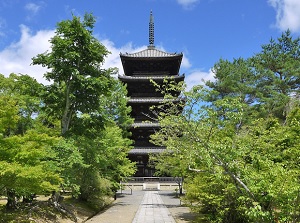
[120,54,183,61]
[120,51,183,76]
[120,54,183,66]
[120,47,183,58]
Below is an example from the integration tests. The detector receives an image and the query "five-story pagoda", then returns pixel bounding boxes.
[119,11,184,177]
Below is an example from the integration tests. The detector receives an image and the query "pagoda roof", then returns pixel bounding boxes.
[120,47,183,76]
[120,46,182,58]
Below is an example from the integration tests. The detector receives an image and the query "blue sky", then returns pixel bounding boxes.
[0,0,300,89]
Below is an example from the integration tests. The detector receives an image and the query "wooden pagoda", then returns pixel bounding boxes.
[118,11,185,177]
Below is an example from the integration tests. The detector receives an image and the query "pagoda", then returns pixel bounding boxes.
[118,11,185,177]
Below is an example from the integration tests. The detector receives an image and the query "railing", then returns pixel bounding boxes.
[120,177,183,193]
[123,177,182,183]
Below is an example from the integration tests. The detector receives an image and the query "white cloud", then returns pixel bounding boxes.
[179,52,213,90]
[25,2,41,14]
[185,69,214,90]
[0,17,6,37]
[0,25,145,84]
[268,0,300,32]
[25,2,45,21]
[0,25,54,84]
[101,39,146,76]
[0,25,208,92]
[177,0,199,9]
[181,54,192,69]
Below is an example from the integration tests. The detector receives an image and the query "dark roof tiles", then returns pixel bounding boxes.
[120,47,182,58]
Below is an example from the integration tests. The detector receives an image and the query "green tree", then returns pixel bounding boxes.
[152,31,300,222]
[205,31,300,122]
[32,13,114,136]
[0,74,63,209]
[102,79,133,137]
[77,123,135,201]
[32,14,135,203]
[152,79,299,222]
[0,73,43,135]
[206,58,257,105]
[250,30,300,120]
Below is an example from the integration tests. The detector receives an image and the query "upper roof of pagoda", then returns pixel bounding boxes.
[120,11,183,76]
[120,46,182,58]
[120,47,183,76]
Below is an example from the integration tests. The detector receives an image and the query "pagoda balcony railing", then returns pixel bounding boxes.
[131,122,160,128]
[128,97,183,103]
[122,177,182,183]
[128,97,164,103]
[118,74,184,80]
[128,146,166,154]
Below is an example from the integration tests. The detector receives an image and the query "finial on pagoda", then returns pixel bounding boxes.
[148,10,155,48]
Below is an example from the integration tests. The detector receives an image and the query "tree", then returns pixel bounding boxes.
[151,30,300,221]
[0,74,63,209]
[76,123,135,201]
[250,30,300,120]
[152,84,300,222]
[32,14,135,203]
[0,73,43,135]
[32,13,114,136]
[205,31,300,122]
[206,58,257,105]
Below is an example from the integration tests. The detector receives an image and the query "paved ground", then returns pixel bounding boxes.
[132,191,175,223]
[84,190,195,223]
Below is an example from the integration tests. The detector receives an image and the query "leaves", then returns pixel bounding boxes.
[0,13,135,210]
[32,13,113,136]
[31,13,135,201]
[151,31,300,222]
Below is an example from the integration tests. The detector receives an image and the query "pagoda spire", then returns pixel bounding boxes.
[148,10,154,48]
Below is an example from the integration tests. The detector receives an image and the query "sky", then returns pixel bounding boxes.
[0,0,300,89]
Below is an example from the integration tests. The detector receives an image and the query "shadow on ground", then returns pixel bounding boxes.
[158,191,197,222]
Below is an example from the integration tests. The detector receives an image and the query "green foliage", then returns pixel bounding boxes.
[151,31,300,222]
[32,13,114,136]
[0,73,43,136]
[0,13,135,213]
[31,13,135,204]
[251,30,300,120]
[0,75,62,204]
[76,124,135,201]
[0,130,62,195]
[206,58,256,105]
[185,173,250,223]
[102,79,133,137]
[52,138,87,196]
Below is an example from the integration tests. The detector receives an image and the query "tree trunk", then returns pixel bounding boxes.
[6,189,17,210]
[178,177,183,195]
[61,84,72,135]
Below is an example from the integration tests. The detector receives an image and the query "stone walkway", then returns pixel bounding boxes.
[84,190,194,223]
[132,191,175,223]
